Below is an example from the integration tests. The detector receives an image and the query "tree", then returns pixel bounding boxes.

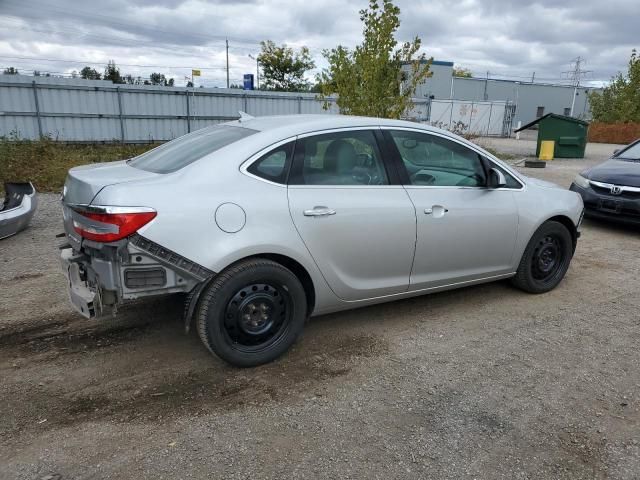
[453,66,472,78]
[317,0,431,118]
[588,50,640,123]
[257,40,315,91]
[149,72,166,85]
[3,67,19,75]
[104,60,124,84]
[149,72,175,86]
[80,66,101,80]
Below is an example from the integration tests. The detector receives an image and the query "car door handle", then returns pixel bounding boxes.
[303,207,336,217]
[424,205,448,216]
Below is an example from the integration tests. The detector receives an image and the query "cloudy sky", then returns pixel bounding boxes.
[0,0,636,87]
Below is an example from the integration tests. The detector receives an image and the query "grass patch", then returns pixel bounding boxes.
[0,139,158,194]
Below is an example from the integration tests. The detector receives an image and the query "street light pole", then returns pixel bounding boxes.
[248,54,259,89]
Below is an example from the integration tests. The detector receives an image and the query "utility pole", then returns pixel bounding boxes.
[483,71,489,100]
[248,54,259,89]
[226,38,230,89]
[563,56,591,117]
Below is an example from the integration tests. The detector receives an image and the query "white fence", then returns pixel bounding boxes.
[411,99,515,137]
[0,76,513,142]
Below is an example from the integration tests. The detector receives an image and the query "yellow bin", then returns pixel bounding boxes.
[539,140,555,161]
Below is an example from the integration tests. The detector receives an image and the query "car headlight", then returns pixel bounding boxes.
[573,174,590,189]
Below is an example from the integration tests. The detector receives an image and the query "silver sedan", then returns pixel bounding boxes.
[60,114,584,367]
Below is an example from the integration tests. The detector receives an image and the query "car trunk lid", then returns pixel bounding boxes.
[62,160,158,205]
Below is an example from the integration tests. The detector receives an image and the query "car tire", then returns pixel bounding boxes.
[511,220,573,294]
[196,258,307,367]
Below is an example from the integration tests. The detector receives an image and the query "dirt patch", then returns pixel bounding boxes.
[3,272,45,282]
[1,326,388,437]
[558,429,608,478]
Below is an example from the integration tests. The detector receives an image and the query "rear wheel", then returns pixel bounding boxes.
[197,258,307,367]
[512,221,573,293]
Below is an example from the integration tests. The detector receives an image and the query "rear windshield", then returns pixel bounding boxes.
[616,141,640,161]
[128,125,257,173]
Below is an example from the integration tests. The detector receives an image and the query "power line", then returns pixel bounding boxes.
[2,0,263,48]
[0,15,259,55]
[0,55,228,70]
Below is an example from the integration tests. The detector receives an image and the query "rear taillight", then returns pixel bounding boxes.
[71,206,157,242]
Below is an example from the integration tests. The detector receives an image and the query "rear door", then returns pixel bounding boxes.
[287,128,416,301]
[383,128,520,290]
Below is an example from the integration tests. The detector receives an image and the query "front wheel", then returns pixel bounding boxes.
[196,258,307,367]
[511,221,574,294]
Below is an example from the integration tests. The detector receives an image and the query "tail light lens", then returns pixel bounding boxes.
[71,206,157,242]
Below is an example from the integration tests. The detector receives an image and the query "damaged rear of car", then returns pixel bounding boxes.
[59,124,255,319]
[1,182,38,240]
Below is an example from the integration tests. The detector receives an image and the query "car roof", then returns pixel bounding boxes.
[224,114,444,137]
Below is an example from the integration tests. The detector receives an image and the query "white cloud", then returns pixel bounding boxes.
[0,0,636,87]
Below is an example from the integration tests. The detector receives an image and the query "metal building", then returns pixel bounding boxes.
[406,60,598,127]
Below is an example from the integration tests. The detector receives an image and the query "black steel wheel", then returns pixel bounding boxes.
[512,221,573,293]
[197,258,307,367]
[223,283,291,352]
[531,234,562,282]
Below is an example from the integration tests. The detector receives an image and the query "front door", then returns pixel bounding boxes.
[384,129,520,290]
[287,128,416,301]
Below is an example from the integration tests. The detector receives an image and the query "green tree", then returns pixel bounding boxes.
[588,49,640,123]
[3,67,19,75]
[452,66,472,78]
[257,40,315,91]
[317,0,432,118]
[149,72,175,86]
[80,66,101,80]
[104,60,124,84]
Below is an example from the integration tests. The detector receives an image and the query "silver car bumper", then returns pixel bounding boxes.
[0,183,38,240]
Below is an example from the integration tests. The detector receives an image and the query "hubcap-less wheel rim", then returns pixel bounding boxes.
[531,235,563,282]
[223,283,290,352]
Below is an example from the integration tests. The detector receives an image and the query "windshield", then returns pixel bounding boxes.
[616,141,640,161]
[128,125,257,173]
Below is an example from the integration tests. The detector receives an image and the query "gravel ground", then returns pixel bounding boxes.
[1,140,639,479]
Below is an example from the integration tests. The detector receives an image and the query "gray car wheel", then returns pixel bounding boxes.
[196,258,307,367]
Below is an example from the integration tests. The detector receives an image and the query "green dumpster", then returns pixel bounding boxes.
[514,113,589,159]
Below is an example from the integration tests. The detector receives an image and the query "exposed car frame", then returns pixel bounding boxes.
[0,182,38,240]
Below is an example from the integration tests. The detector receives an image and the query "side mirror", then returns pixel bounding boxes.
[613,149,621,156]
[488,168,507,188]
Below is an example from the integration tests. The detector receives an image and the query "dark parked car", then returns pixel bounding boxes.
[570,139,640,224]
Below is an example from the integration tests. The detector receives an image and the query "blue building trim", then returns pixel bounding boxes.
[431,60,454,66]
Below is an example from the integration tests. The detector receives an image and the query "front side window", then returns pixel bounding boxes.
[129,125,257,173]
[388,130,486,187]
[290,130,389,186]
[246,141,294,184]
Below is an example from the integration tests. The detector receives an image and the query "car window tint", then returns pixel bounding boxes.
[290,130,389,186]
[389,130,486,187]
[129,125,256,173]
[247,141,294,184]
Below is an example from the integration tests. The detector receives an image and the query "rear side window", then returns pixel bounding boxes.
[246,141,294,184]
[129,125,256,173]
[289,130,389,185]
